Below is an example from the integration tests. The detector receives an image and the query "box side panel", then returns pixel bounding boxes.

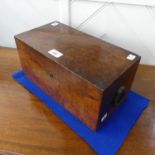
[15,38,102,131]
[97,58,140,130]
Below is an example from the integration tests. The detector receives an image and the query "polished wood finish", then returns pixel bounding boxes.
[0,47,154,154]
[15,21,140,131]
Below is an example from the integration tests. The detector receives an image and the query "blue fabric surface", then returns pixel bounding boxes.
[12,70,150,155]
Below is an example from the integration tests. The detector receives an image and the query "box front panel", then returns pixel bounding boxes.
[15,38,102,131]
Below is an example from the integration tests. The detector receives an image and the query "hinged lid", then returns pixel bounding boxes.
[15,21,140,90]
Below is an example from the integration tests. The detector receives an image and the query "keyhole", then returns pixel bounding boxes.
[49,73,54,78]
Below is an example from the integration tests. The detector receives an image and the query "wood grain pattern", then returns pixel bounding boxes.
[15,22,140,131]
[15,39,101,131]
[0,150,22,155]
[0,47,155,154]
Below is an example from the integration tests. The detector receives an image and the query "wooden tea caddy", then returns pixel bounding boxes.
[15,21,140,131]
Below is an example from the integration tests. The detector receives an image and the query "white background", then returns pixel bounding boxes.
[0,0,155,65]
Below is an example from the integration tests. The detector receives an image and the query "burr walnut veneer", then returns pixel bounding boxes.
[15,21,140,131]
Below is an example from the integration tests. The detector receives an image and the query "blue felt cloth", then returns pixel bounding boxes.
[12,70,149,155]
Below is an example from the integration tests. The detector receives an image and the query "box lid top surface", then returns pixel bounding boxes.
[15,21,140,90]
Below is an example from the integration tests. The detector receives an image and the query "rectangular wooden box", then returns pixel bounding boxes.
[15,21,140,131]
